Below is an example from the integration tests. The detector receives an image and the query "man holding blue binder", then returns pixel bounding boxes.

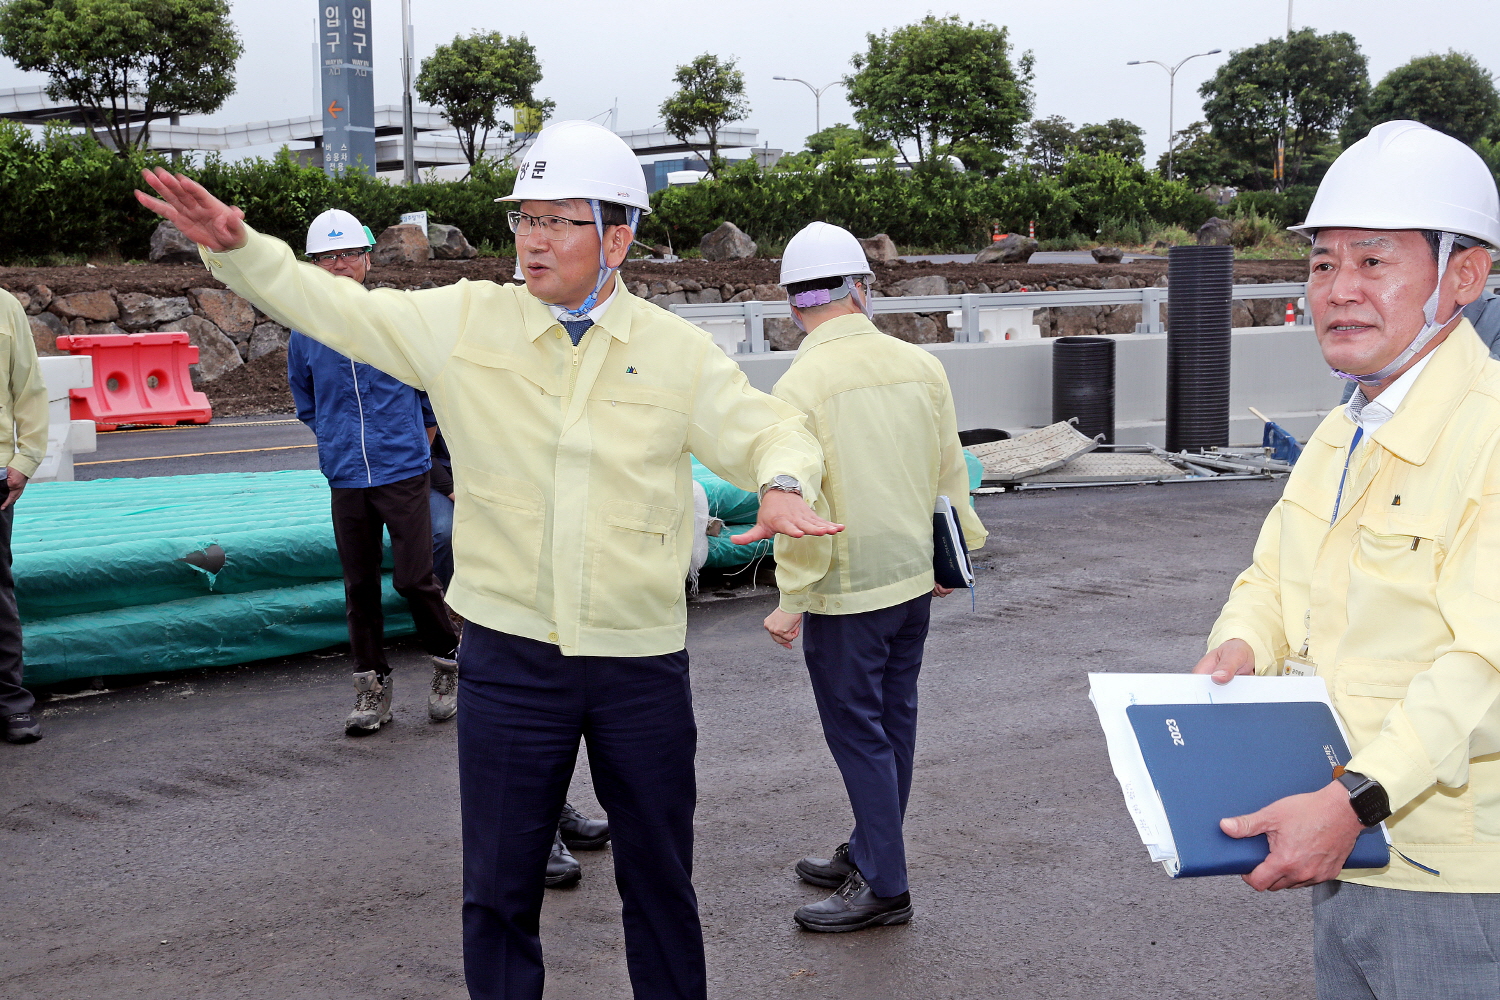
[761,222,986,932]
[1195,122,1500,998]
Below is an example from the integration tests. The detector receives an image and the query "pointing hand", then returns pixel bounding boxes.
[134,167,248,253]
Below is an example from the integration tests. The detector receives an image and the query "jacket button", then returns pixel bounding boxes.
[547,632,559,643]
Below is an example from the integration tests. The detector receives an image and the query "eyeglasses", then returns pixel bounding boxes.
[309,249,369,263]
[507,211,595,239]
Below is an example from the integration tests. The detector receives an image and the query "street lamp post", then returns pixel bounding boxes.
[1126,49,1222,181]
[772,76,845,135]
[400,0,415,185]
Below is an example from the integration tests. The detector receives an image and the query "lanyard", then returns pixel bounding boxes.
[1330,426,1364,527]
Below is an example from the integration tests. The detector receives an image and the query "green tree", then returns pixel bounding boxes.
[0,0,241,156]
[845,14,1033,166]
[1074,119,1145,164]
[659,53,750,176]
[1348,51,1500,146]
[804,122,892,157]
[1199,28,1368,189]
[1023,115,1076,175]
[415,32,550,171]
[1154,121,1251,188]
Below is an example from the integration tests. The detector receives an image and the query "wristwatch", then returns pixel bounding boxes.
[759,474,802,499]
[1335,768,1392,827]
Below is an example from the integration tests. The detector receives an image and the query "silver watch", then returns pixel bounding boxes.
[760,474,802,499]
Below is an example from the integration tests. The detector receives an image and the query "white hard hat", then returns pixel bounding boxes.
[306,209,374,254]
[779,222,873,285]
[1289,120,1500,247]
[498,120,650,213]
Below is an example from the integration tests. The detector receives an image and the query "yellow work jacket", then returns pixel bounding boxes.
[772,314,986,615]
[201,229,822,656]
[1209,322,1500,892]
[0,289,47,479]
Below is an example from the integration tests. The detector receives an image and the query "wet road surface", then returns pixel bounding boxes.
[1,479,1314,999]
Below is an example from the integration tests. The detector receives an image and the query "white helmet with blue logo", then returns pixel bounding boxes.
[306,209,375,255]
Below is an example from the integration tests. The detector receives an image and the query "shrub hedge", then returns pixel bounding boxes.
[0,122,519,263]
[0,123,1233,262]
[641,150,1219,251]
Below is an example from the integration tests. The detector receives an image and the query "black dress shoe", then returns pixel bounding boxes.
[794,871,912,933]
[795,842,856,888]
[545,830,581,889]
[558,801,610,850]
[3,713,42,744]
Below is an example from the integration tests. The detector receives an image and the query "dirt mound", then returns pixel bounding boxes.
[203,347,295,418]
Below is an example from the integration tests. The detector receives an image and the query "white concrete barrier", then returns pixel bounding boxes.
[34,355,97,482]
[733,325,1342,447]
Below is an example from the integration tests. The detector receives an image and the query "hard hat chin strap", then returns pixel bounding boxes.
[559,200,642,320]
[789,276,873,333]
[1332,231,1460,386]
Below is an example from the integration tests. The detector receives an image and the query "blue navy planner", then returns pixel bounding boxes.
[1126,701,1390,877]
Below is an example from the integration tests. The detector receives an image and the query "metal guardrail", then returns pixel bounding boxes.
[673,275,1500,354]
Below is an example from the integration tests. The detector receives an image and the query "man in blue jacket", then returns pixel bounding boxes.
[289,209,461,734]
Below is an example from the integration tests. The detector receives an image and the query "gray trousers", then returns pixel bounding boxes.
[0,505,31,718]
[1313,880,1500,999]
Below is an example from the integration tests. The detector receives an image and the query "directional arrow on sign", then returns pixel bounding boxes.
[328,100,344,119]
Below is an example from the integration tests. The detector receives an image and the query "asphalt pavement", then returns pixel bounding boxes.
[0,477,1316,1000]
[74,415,316,480]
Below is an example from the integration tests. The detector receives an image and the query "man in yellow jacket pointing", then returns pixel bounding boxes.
[136,120,841,1000]
[1195,121,1500,997]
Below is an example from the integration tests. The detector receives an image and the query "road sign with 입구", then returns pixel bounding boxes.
[320,2,376,176]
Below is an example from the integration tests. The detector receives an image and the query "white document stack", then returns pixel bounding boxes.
[1087,672,1345,875]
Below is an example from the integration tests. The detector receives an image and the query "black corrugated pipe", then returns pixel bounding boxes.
[1166,244,1233,452]
[1052,336,1116,443]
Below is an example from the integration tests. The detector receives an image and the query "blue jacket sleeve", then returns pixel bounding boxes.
[419,390,436,428]
[287,332,317,428]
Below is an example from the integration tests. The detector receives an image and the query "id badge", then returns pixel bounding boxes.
[1281,654,1317,678]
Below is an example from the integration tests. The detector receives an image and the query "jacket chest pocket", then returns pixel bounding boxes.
[1353,509,1443,578]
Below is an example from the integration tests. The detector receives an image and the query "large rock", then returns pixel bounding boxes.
[162,315,242,383]
[975,234,1038,264]
[248,321,289,361]
[49,290,117,323]
[1196,217,1233,246]
[699,221,756,261]
[889,275,947,297]
[117,292,192,330]
[25,284,52,314]
[372,224,432,265]
[873,311,948,344]
[750,283,787,301]
[191,288,255,337]
[858,234,900,263]
[29,313,65,356]
[428,224,477,260]
[1091,246,1125,264]
[685,287,722,304]
[150,220,201,264]
[766,317,804,351]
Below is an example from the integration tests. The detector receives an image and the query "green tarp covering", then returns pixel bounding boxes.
[691,458,770,568]
[18,472,411,686]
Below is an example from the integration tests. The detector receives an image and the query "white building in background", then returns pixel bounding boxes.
[0,86,770,185]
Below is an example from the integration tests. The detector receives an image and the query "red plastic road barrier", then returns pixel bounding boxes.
[57,331,213,431]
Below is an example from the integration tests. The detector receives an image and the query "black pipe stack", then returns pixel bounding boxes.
[1166,244,1233,452]
[1052,336,1116,443]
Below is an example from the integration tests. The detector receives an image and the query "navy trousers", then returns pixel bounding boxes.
[801,593,931,898]
[456,624,706,1000]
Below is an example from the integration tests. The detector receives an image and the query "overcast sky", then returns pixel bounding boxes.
[0,0,1490,166]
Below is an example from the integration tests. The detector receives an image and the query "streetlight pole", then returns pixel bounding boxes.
[400,0,415,185]
[772,76,845,135]
[1126,49,1222,181]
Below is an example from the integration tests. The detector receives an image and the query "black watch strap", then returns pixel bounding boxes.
[1335,769,1391,827]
